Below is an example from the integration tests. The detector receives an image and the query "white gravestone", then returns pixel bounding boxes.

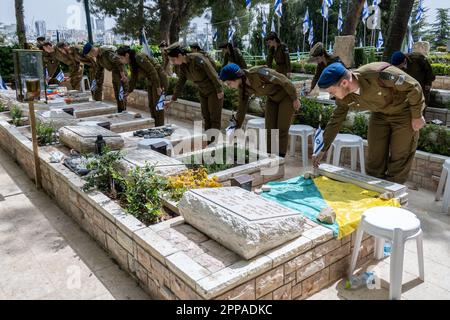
[179,187,305,260]
[119,149,186,176]
[58,125,124,153]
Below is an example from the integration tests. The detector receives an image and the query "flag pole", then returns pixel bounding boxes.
[302,33,306,53]
[322,17,325,44]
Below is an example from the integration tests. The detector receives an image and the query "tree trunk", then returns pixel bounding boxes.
[382,0,414,61]
[15,0,26,48]
[159,0,172,43]
[137,0,144,44]
[342,0,365,36]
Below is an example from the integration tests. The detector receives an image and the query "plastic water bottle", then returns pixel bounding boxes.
[384,241,392,257]
[345,271,376,290]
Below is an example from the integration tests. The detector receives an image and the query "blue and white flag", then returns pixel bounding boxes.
[271,18,276,32]
[326,0,333,6]
[313,126,324,156]
[44,68,49,84]
[227,24,236,43]
[156,92,166,111]
[338,2,343,32]
[376,30,383,51]
[415,0,424,24]
[118,84,124,102]
[245,0,251,10]
[0,75,9,90]
[261,10,267,38]
[141,28,153,57]
[361,0,369,24]
[303,8,310,35]
[56,70,65,82]
[308,23,314,46]
[297,46,300,61]
[321,0,329,21]
[329,42,333,53]
[372,0,379,29]
[91,79,97,92]
[212,29,218,42]
[408,27,414,53]
[274,0,283,18]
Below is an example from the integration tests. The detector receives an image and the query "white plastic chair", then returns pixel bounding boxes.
[80,76,90,92]
[288,124,314,167]
[435,158,450,214]
[349,206,424,300]
[326,133,366,174]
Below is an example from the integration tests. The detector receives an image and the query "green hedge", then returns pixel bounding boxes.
[0,45,19,83]
[418,124,450,156]
[431,63,450,76]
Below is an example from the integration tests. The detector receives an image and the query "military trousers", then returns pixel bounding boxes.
[69,63,83,91]
[199,88,223,131]
[93,69,126,113]
[265,94,295,156]
[366,112,419,184]
[148,85,164,127]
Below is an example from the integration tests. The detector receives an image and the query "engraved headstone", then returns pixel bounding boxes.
[179,187,305,259]
[69,101,116,118]
[119,149,186,176]
[36,109,78,129]
[58,125,124,153]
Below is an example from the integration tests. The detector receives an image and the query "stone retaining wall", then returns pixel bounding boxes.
[0,117,375,300]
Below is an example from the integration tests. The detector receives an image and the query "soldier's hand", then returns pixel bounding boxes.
[217,91,224,100]
[164,100,173,109]
[157,87,163,96]
[293,99,301,111]
[120,73,129,83]
[412,116,426,131]
[312,151,326,168]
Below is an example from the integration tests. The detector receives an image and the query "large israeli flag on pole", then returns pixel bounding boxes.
[274,0,283,18]
[338,3,343,33]
[271,18,276,32]
[415,0,424,24]
[262,10,267,38]
[55,70,65,82]
[313,126,324,156]
[361,0,369,24]
[321,0,329,21]
[227,24,236,43]
[308,23,314,46]
[303,8,310,35]
[141,28,153,57]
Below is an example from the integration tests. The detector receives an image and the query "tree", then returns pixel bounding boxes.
[382,0,414,61]
[430,8,449,47]
[411,0,429,41]
[342,0,365,36]
[15,0,26,48]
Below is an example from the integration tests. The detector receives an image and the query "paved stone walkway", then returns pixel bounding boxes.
[0,150,150,300]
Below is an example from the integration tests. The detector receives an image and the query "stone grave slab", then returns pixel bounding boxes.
[78,112,154,133]
[318,163,408,204]
[119,148,187,176]
[178,187,305,260]
[36,109,79,129]
[58,125,124,153]
[68,101,117,118]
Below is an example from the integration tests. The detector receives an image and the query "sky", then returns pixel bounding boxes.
[0,0,448,32]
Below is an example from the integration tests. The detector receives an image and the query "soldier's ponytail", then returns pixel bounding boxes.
[117,46,138,74]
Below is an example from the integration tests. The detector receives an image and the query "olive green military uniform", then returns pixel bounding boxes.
[311,55,343,91]
[92,47,128,112]
[266,43,291,76]
[402,52,435,107]
[198,50,217,71]
[54,46,85,90]
[223,48,247,69]
[322,62,425,184]
[234,66,297,156]
[42,49,60,80]
[129,53,169,127]
[172,53,223,130]
[161,51,173,76]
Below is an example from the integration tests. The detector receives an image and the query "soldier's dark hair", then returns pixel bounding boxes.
[117,46,139,74]
[167,47,188,57]
[220,43,238,63]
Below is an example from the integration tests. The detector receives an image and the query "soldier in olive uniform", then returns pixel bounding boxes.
[159,41,173,76]
[219,42,247,69]
[312,62,426,184]
[219,63,301,157]
[190,43,217,70]
[164,43,224,132]
[83,43,128,112]
[117,46,169,127]
[307,42,344,93]
[265,32,291,76]
[391,51,435,108]
[56,42,94,91]
[40,42,60,83]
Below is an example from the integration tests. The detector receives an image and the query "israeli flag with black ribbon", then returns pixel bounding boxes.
[313,126,324,156]
[118,84,124,102]
[56,70,65,83]
[156,92,166,111]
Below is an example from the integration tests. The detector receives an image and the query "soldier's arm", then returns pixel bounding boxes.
[423,57,436,86]
[380,73,425,119]
[266,48,274,68]
[322,101,350,152]
[128,68,138,94]
[108,51,125,74]
[199,56,223,94]
[172,70,187,101]
[236,94,250,128]
[140,58,161,89]
[265,70,297,101]
[222,53,229,68]
[311,63,324,91]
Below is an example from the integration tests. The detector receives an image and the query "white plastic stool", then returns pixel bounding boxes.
[435,159,450,214]
[80,76,90,92]
[289,124,314,167]
[246,118,266,151]
[349,206,424,300]
[326,133,366,174]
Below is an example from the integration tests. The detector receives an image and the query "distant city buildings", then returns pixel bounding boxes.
[35,20,46,37]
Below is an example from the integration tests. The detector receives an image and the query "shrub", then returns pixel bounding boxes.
[0,45,19,84]
[354,47,365,67]
[304,63,317,75]
[10,105,23,126]
[294,98,334,128]
[436,46,448,52]
[0,101,5,112]
[223,86,239,111]
[418,124,450,156]
[431,63,450,76]
[351,113,369,139]
[166,77,200,102]
[36,121,57,146]
[291,61,302,73]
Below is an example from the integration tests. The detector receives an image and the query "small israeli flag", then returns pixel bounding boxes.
[118,84,124,102]
[56,70,65,82]
[313,126,324,156]
[376,30,384,51]
[91,79,97,92]
[303,8,310,35]
[274,0,283,18]
[156,92,166,111]
[321,0,329,21]
[245,0,251,10]
[308,23,314,46]
[0,75,9,90]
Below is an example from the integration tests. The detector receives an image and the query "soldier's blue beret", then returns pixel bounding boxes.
[83,43,93,55]
[318,62,347,89]
[219,63,243,81]
[390,51,406,66]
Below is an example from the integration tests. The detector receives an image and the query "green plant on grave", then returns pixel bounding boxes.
[417,124,450,156]
[122,164,169,224]
[0,101,5,112]
[352,113,369,139]
[10,105,23,126]
[294,97,334,128]
[36,121,56,146]
[82,147,125,199]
